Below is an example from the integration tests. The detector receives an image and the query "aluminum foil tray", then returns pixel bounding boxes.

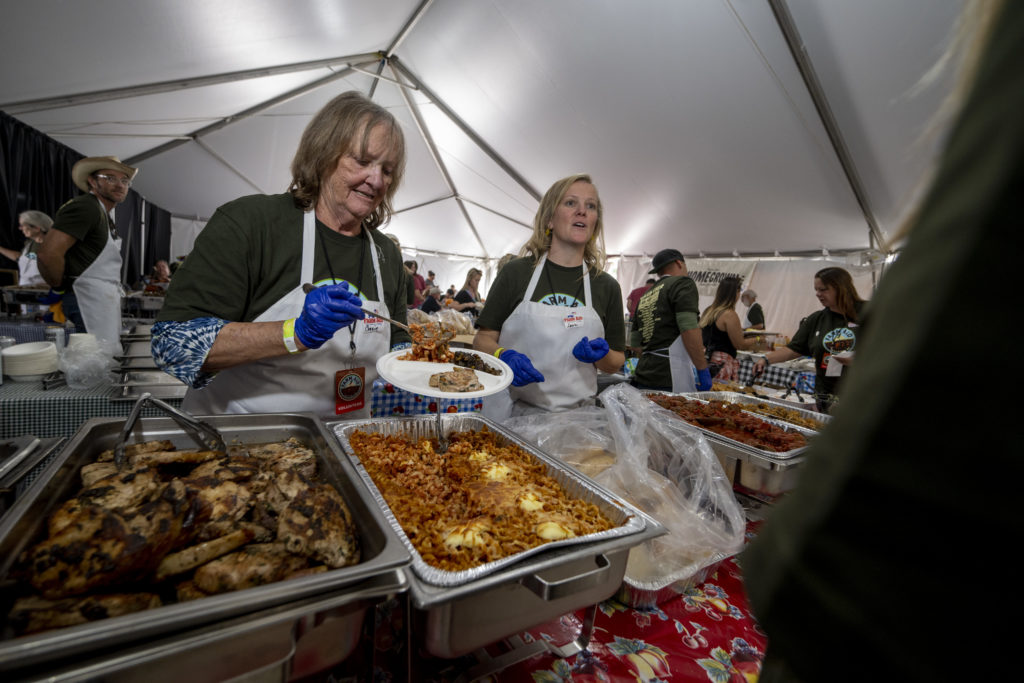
[642,391,815,468]
[686,391,831,431]
[332,414,649,588]
[0,413,410,673]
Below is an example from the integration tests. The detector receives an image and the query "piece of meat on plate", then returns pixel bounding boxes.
[428,366,483,392]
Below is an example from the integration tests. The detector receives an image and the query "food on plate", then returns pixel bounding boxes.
[428,366,484,392]
[398,321,455,363]
[7,438,360,635]
[452,350,502,375]
[348,428,617,572]
[648,395,807,452]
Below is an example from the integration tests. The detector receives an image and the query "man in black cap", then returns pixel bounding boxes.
[629,248,712,391]
[38,155,138,354]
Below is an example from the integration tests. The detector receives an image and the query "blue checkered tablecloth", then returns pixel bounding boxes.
[1,379,183,439]
[736,357,799,388]
[370,379,482,417]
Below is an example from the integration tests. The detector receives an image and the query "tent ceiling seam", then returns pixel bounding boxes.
[767,0,886,253]
[0,52,383,114]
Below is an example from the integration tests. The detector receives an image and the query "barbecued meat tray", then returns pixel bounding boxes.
[0,413,409,673]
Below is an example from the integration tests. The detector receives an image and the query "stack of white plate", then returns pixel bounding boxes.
[1,341,60,381]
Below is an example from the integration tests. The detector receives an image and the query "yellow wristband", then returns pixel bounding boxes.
[283,318,301,354]
[494,347,505,358]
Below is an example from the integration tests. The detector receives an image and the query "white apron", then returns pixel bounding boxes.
[183,211,390,419]
[643,335,697,393]
[484,255,606,420]
[18,247,45,287]
[741,307,752,329]
[71,198,123,355]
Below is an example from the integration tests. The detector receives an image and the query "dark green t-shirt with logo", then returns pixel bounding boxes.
[476,256,625,350]
[158,193,410,344]
[630,275,700,389]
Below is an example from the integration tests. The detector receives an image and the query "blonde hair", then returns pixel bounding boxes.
[887,0,1006,250]
[289,91,406,230]
[520,173,607,273]
[699,277,743,328]
[461,267,482,291]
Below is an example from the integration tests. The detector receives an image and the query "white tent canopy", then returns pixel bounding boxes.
[2,0,960,333]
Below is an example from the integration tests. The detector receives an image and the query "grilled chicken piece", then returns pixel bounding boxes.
[182,476,253,528]
[277,483,360,568]
[155,528,255,581]
[198,520,273,544]
[131,449,223,468]
[428,366,484,392]
[189,455,262,482]
[175,580,210,602]
[48,467,162,537]
[261,468,312,514]
[80,461,119,487]
[97,440,175,462]
[30,481,203,599]
[193,543,309,594]
[244,438,317,478]
[9,593,162,635]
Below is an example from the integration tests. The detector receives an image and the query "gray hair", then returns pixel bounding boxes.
[19,210,53,232]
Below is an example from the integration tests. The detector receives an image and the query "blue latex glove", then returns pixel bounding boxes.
[696,367,713,391]
[572,336,609,363]
[293,282,364,350]
[37,289,63,305]
[499,349,545,387]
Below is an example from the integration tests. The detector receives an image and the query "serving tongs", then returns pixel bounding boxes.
[113,392,226,469]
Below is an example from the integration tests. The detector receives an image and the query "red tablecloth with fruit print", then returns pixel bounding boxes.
[353,523,767,683]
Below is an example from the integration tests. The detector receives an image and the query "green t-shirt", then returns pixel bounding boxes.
[630,275,700,389]
[50,193,116,286]
[786,302,865,401]
[158,193,411,344]
[476,256,625,350]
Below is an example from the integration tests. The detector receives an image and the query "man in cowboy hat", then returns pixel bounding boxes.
[38,156,138,353]
[628,248,712,392]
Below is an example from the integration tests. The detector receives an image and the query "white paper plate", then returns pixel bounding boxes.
[1,341,55,358]
[376,348,512,399]
[3,372,48,382]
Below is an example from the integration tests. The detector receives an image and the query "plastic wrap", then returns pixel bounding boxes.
[405,308,475,336]
[59,338,115,389]
[504,383,745,593]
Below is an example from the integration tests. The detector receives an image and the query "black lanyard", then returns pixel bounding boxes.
[543,260,585,306]
[318,223,368,353]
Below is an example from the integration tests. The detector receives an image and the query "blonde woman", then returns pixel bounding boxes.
[449,267,483,316]
[474,173,625,416]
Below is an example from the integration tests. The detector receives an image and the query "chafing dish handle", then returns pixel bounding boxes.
[517,553,611,601]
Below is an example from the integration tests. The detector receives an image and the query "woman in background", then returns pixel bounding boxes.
[449,267,483,318]
[753,266,866,412]
[0,210,52,287]
[474,173,625,417]
[699,276,761,382]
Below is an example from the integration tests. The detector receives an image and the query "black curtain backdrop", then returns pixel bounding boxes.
[1,110,171,287]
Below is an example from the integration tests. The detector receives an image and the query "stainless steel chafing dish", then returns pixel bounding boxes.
[645,391,817,497]
[688,391,831,431]
[0,412,411,676]
[332,414,665,658]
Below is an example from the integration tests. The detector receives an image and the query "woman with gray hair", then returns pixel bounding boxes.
[153,90,411,419]
[0,210,52,287]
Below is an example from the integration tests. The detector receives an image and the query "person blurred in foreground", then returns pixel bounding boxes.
[153,90,410,418]
[629,248,712,392]
[752,266,865,413]
[744,1,1019,680]
[699,276,762,382]
[474,173,625,418]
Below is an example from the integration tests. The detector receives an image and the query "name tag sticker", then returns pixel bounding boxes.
[362,315,386,334]
[563,311,584,329]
